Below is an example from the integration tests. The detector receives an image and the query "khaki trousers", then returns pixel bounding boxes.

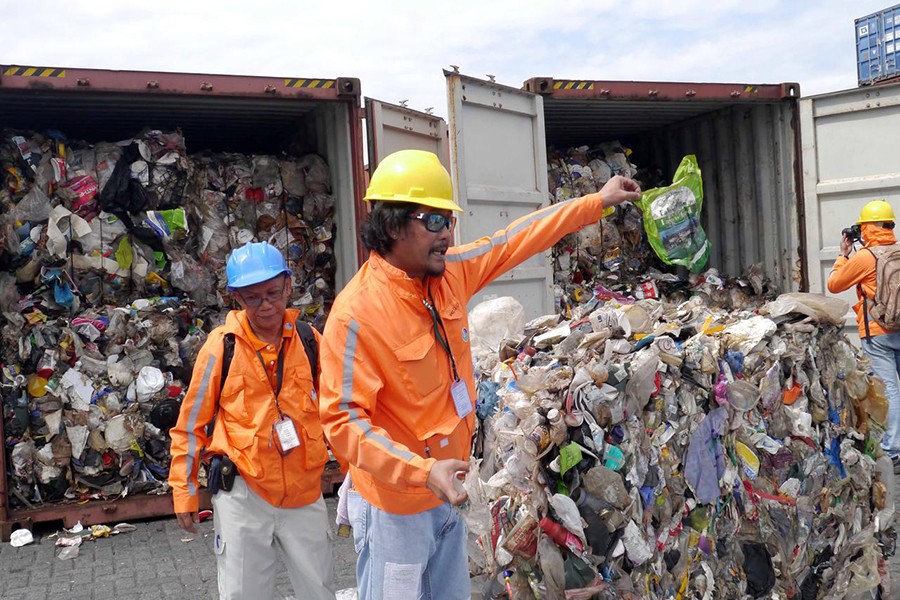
[212,476,335,599]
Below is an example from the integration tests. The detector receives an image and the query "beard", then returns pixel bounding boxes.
[425,263,446,278]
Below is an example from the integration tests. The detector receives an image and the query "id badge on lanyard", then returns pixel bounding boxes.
[274,416,301,452]
[451,379,472,418]
[256,346,301,453]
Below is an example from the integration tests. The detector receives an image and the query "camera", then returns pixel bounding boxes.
[842,223,861,243]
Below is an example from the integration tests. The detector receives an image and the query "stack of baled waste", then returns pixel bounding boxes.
[463,288,895,600]
[547,142,667,314]
[0,128,337,508]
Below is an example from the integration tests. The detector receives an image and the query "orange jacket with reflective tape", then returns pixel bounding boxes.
[827,224,898,338]
[169,309,328,514]
[319,193,610,515]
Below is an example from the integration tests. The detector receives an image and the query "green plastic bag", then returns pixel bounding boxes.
[639,155,710,272]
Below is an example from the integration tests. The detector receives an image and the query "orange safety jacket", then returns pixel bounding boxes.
[169,308,328,514]
[827,224,898,339]
[319,193,611,515]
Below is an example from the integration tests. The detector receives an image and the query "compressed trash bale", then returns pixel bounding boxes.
[547,142,661,314]
[1,127,339,509]
[463,288,895,600]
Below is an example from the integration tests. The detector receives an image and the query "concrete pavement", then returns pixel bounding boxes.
[0,497,356,600]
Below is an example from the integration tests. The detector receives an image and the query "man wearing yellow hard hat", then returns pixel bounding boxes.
[828,199,900,473]
[318,149,641,599]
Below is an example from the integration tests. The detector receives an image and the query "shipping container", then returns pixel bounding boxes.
[800,82,900,339]
[367,72,805,320]
[365,98,449,169]
[0,65,365,539]
[856,3,900,85]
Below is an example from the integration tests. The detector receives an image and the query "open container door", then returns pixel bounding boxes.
[800,83,900,343]
[445,70,554,319]
[365,97,449,169]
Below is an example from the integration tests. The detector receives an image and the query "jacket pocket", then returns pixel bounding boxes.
[301,423,329,469]
[218,374,249,421]
[395,333,442,399]
[287,367,328,469]
[223,422,255,450]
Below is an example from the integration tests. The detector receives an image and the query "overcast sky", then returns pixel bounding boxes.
[5,0,894,118]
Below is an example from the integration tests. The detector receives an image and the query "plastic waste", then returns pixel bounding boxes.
[9,529,34,547]
[2,127,335,510]
[464,285,889,599]
[638,155,709,272]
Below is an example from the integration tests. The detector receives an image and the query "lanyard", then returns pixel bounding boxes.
[255,344,287,418]
[422,294,460,381]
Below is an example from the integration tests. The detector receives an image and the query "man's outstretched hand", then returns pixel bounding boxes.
[599,175,642,207]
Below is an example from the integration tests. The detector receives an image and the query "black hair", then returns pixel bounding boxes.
[360,202,413,255]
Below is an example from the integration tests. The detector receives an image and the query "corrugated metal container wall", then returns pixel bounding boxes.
[0,65,365,538]
[636,103,802,292]
[800,82,900,342]
[524,79,804,294]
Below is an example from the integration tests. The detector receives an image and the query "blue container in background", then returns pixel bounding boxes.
[856,4,900,85]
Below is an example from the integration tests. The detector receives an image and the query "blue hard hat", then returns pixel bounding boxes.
[226,242,291,290]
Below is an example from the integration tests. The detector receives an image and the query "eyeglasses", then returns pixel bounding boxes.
[238,279,287,308]
[408,212,456,233]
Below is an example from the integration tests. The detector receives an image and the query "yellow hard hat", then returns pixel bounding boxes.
[364,149,462,212]
[858,199,895,224]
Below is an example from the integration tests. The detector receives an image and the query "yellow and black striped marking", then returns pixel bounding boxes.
[554,80,594,90]
[283,78,335,89]
[3,66,66,78]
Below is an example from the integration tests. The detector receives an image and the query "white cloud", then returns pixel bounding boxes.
[3,0,895,116]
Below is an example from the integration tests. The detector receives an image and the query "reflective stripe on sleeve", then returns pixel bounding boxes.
[185,356,217,496]
[340,319,415,462]
[445,200,570,262]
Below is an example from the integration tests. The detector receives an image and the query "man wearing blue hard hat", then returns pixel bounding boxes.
[169,241,335,599]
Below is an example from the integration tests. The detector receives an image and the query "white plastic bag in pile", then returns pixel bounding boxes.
[469,297,526,357]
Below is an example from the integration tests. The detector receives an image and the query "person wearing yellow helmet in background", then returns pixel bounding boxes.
[828,199,900,473]
[318,149,641,599]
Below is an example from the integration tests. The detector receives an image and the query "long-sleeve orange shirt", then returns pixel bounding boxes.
[319,192,611,515]
[827,224,897,338]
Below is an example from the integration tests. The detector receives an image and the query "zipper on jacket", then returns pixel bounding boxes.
[279,455,286,508]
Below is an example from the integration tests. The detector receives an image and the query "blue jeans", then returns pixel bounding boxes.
[348,491,469,600]
[862,332,900,456]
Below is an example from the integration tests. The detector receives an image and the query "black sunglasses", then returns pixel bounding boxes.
[408,212,456,233]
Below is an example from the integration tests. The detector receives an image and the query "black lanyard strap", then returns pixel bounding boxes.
[422,295,460,381]
[256,345,287,417]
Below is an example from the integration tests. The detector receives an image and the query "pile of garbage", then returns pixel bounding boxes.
[464,289,895,599]
[547,142,667,314]
[0,128,337,507]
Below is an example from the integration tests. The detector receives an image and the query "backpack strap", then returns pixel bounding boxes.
[857,247,879,340]
[859,283,872,340]
[206,332,236,437]
[294,317,319,388]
